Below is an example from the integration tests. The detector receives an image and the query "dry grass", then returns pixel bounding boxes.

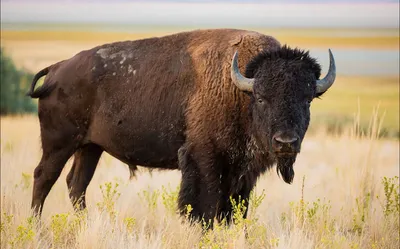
[1,110,399,248]
[2,28,398,49]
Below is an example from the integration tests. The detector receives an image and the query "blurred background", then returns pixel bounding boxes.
[1,0,399,138]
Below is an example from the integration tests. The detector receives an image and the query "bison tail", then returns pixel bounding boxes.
[26,66,55,99]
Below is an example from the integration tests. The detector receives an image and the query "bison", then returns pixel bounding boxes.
[28,29,335,225]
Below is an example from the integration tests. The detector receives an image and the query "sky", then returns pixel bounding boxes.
[1,1,399,28]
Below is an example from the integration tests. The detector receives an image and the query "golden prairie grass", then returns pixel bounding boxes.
[1,108,399,249]
[2,28,398,49]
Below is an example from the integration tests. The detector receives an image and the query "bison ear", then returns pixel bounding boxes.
[244,60,258,79]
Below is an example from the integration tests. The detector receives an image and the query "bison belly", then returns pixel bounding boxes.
[88,112,186,169]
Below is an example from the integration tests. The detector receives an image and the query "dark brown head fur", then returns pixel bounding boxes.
[244,45,323,183]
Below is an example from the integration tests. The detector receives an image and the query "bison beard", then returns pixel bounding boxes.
[276,156,296,184]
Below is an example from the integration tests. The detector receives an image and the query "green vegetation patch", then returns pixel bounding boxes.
[0,48,37,115]
[310,76,399,138]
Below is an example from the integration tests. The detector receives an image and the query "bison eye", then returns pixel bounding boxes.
[257,98,264,104]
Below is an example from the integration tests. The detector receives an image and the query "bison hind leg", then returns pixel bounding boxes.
[32,132,80,217]
[66,144,103,211]
[32,147,75,217]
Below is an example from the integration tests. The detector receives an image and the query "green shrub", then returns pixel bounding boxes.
[0,48,37,115]
[97,182,121,221]
[161,184,179,215]
[138,187,160,212]
[382,176,399,217]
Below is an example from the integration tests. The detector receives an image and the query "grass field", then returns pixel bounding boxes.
[1,27,399,248]
[1,113,399,248]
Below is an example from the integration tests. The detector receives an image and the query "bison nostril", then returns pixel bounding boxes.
[274,136,298,144]
[272,134,300,152]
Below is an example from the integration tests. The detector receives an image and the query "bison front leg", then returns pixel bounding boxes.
[177,144,222,229]
[178,145,201,220]
[198,175,222,229]
[217,176,254,225]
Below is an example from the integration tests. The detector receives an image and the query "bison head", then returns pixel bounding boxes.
[231,45,336,184]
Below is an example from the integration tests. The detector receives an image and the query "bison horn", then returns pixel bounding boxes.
[231,51,254,92]
[316,49,336,93]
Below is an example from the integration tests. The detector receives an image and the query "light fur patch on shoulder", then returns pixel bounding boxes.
[96,48,111,59]
[229,35,243,46]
